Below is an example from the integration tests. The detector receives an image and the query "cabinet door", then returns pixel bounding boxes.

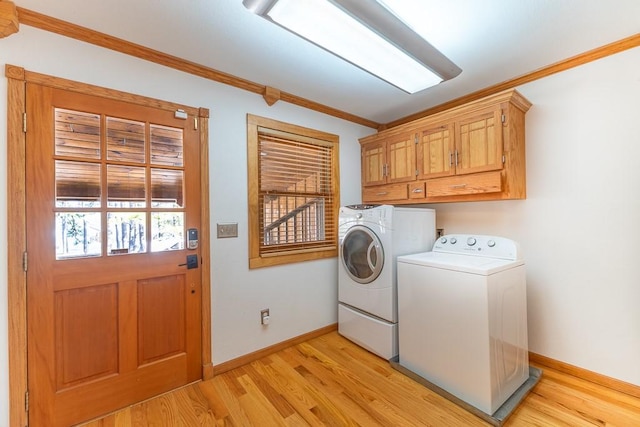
[387,132,416,184]
[361,140,387,187]
[416,123,455,180]
[455,107,503,175]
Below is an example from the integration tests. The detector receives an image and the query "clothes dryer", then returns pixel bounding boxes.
[338,204,435,359]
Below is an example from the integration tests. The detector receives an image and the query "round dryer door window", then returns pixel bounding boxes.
[341,225,384,284]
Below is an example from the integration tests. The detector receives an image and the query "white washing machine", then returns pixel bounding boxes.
[397,234,529,416]
[338,204,435,360]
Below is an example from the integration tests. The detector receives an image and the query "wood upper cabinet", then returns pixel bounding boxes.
[361,131,415,187]
[416,107,503,179]
[361,138,386,186]
[360,89,531,204]
[454,107,503,175]
[387,132,416,183]
[416,123,455,180]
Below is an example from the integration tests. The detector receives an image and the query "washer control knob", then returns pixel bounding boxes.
[440,237,447,244]
[450,237,457,244]
[467,237,477,246]
[487,240,496,248]
[356,213,363,219]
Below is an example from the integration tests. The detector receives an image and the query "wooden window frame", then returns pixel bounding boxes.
[247,114,339,269]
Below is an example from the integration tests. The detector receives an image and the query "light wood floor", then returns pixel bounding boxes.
[83,332,640,426]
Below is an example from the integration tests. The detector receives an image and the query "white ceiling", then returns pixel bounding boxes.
[14,0,640,125]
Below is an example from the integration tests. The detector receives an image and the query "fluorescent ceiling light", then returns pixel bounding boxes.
[243,0,461,94]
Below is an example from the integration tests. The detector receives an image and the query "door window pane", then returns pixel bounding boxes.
[151,212,184,252]
[107,212,147,255]
[107,165,146,208]
[151,124,183,166]
[53,109,189,258]
[55,108,101,159]
[55,160,101,208]
[107,117,145,163]
[151,169,183,208]
[56,212,102,259]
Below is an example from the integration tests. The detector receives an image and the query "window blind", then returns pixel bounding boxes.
[257,128,337,255]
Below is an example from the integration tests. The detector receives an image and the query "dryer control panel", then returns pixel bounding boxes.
[338,204,393,234]
[433,234,520,260]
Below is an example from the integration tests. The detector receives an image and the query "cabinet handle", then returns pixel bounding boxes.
[455,150,459,166]
[450,184,467,189]
[412,188,423,193]
[376,191,388,196]
[449,152,453,166]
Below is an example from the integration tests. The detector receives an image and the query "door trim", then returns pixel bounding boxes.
[5,64,212,427]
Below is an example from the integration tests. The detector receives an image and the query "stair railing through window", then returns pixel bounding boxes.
[263,197,324,245]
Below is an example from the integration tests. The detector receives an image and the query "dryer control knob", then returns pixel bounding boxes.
[440,237,447,244]
[467,237,477,246]
[487,240,496,247]
[450,238,457,244]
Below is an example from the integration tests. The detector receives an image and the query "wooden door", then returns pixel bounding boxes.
[361,139,387,186]
[454,107,504,175]
[416,123,455,179]
[386,132,416,184]
[25,84,202,426]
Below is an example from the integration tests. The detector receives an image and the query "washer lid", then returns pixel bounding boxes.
[397,251,523,275]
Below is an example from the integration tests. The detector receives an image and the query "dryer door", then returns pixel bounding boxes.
[341,225,384,284]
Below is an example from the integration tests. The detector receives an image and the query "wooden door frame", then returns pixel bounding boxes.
[5,64,212,427]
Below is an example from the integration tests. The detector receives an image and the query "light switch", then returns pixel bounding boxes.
[217,222,238,238]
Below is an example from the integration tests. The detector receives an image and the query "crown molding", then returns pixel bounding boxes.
[16,7,381,129]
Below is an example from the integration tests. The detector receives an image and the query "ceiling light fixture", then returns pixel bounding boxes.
[243,0,461,94]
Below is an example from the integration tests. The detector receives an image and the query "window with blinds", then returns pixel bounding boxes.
[247,114,339,268]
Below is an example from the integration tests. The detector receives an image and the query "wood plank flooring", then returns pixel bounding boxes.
[82,332,640,426]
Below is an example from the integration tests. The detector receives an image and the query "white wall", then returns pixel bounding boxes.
[425,47,640,385]
[0,26,371,425]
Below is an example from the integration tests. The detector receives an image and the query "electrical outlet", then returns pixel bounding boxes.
[436,228,444,239]
[260,308,270,325]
